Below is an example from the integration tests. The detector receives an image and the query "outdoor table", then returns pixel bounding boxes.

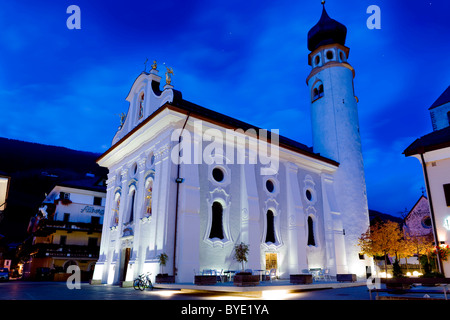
[255,269,266,281]
[223,270,236,282]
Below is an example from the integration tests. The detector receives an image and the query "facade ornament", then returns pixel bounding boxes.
[165,66,174,85]
[119,112,126,128]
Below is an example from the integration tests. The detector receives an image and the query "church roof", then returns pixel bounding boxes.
[429,85,450,110]
[403,125,450,156]
[404,195,428,222]
[99,89,339,167]
[167,97,338,164]
[307,4,347,52]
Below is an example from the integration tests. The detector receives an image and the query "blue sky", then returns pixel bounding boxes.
[0,0,449,216]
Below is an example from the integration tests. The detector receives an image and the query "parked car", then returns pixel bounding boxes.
[0,268,9,281]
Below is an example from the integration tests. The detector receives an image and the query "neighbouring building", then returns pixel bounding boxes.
[21,176,106,280]
[0,172,10,269]
[403,195,432,238]
[404,85,450,276]
[92,4,372,285]
[0,173,10,218]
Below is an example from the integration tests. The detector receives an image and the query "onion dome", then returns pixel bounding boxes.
[307,2,347,52]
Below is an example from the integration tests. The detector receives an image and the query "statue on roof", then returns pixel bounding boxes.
[165,66,174,85]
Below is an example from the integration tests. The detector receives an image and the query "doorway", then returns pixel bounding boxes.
[120,248,131,282]
[265,253,277,271]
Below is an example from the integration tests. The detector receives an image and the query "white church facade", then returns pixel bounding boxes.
[92,5,372,285]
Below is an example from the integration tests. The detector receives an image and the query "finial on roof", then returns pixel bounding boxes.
[144,58,148,72]
[307,2,347,51]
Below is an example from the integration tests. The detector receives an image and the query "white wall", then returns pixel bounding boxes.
[422,149,450,276]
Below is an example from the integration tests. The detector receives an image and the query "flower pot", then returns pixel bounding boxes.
[233,273,260,287]
[290,274,313,284]
[155,274,175,284]
[194,275,217,285]
[384,278,411,291]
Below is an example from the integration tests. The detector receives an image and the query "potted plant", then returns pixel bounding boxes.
[418,246,448,286]
[155,253,174,283]
[234,242,249,272]
[233,242,259,286]
[385,258,411,291]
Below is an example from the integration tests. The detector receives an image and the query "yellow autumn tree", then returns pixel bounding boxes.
[406,233,434,273]
[395,234,417,273]
[359,220,403,275]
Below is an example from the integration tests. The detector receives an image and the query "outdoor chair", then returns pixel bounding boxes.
[317,269,326,281]
[266,268,277,282]
[309,268,321,281]
[216,269,224,283]
[202,269,214,275]
[323,268,331,281]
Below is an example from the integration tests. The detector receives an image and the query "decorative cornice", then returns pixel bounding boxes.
[306,61,355,84]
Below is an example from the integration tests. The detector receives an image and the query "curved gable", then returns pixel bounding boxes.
[112,69,176,145]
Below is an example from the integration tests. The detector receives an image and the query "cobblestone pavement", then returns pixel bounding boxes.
[0,281,435,318]
[0,280,372,300]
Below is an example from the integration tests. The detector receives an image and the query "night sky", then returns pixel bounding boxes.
[0,0,449,216]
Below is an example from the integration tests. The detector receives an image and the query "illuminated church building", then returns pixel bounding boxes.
[92,5,372,285]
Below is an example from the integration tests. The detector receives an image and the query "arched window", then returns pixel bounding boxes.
[145,179,153,217]
[209,201,224,240]
[311,80,324,102]
[265,210,276,244]
[138,93,144,120]
[128,190,136,223]
[307,216,315,246]
[111,194,120,227]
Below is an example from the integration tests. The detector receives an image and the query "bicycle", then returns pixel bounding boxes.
[133,273,145,290]
[133,272,153,291]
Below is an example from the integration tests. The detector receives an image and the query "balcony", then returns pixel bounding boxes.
[35,219,103,235]
[31,243,100,259]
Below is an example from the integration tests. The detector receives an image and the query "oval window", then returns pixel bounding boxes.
[314,55,320,66]
[306,189,313,201]
[212,167,224,182]
[266,179,275,193]
[422,217,432,228]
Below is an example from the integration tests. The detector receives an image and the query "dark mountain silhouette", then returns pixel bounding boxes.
[369,209,404,226]
[0,137,108,244]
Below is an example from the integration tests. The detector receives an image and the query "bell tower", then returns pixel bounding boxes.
[306,2,370,276]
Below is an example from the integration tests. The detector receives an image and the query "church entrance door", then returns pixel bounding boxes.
[120,247,131,282]
[265,253,277,271]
